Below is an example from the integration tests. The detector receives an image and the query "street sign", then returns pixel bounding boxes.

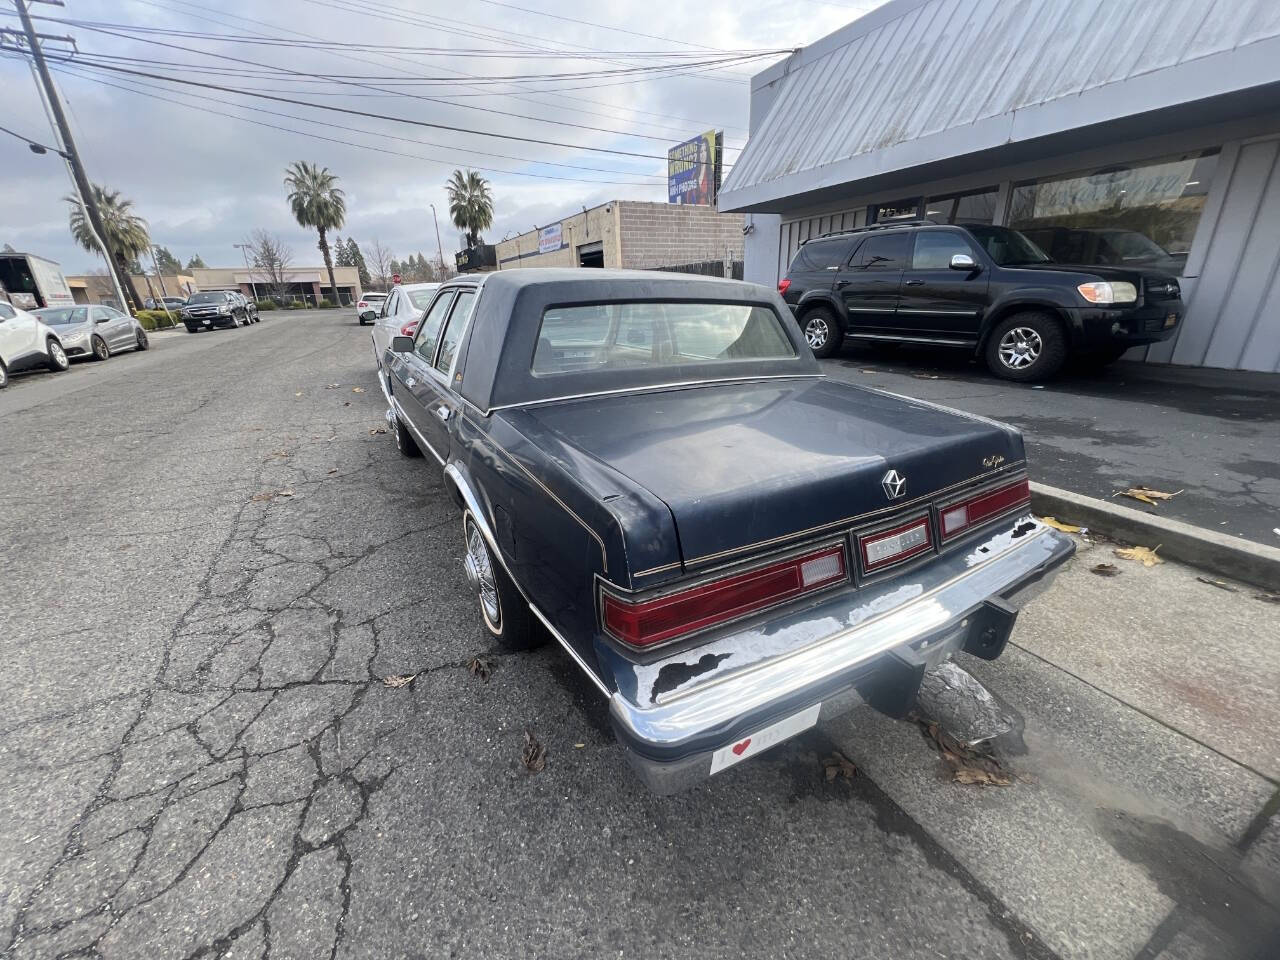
[392,273,402,284]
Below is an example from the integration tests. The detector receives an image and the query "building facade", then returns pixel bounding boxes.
[66,266,362,307]
[494,200,745,276]
[719,0,1280,372]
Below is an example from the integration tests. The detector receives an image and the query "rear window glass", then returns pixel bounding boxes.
[793,239,852,271]
[532,302,795,376]
[408,289,437,309]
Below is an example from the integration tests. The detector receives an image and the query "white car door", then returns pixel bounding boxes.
[0,301,30,364]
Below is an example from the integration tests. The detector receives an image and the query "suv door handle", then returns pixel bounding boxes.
[903,279,925,286]
[834,279,850,289]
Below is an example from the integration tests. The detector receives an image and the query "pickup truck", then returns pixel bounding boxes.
[379,269,1073,793]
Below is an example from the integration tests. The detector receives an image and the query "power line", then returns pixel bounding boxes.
[0,119,65,155]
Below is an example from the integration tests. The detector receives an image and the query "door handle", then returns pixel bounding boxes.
[435,405,452,422]
[405,376,416,387]
[904,279,925,286]
[835,279,850,289]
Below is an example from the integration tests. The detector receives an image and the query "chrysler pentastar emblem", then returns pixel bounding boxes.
[881,469,907,499]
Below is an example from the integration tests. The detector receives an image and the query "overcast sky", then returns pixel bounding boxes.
[0,0,884,275]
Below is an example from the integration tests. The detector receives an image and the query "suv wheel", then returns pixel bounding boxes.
[985,312,1067,382]
[799,307,840,359]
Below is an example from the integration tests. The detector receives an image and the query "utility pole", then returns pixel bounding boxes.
[233,242,259,300]
[149,246,174,324]
[13,0,132,312]
[429,203,446,280]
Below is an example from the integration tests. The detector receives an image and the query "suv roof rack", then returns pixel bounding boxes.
[807,218,939,243]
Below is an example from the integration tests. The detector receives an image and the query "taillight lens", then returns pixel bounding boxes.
[939,477,1031,542]
[859,516,933,573]
[778,277,792,295]
[602,544,846,649]
[357,301,368,308]
[400,320,418,337]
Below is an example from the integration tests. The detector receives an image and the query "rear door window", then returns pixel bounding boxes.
[854,234,910,270]
[793,238,854,272]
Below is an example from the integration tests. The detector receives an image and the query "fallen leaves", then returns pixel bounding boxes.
[1114,544,1163,567]
[1040,516,1082,533]
[822,752,857,782]
[382,674,416,688]
[294,391,303,398]
[326,467,338,475]
[249,489,294,503]
[521,730,546,772]
[1196,576,1237,592]
[466,656,492,683]
[352,386,365,394]
[1116,485,1182,506]
[918,718,1012,787]
[368,427,387,435]
[1090,562,1120,577]
[325,383,340,389]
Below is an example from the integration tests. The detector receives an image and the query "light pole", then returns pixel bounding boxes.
[429,203,446,279]
[233,243,258,301]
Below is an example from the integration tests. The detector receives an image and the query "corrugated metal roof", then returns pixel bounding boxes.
[720,0,1280,209]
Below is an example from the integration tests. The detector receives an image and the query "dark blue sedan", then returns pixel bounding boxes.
[380,269,1073,793]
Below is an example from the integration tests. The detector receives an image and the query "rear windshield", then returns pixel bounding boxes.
[532,301,795,376]
[408,289,437,308]
[35,307,87,325]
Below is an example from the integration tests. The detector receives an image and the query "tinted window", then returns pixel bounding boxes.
[794,238,853,271]
[532,302,795,376]
[911,231,977,270]
[433,291,475,373]
[854,234,910,270]
[414,292,455,362]
[963,225,1051,267]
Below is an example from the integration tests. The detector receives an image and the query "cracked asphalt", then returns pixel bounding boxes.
[2,309,1278,960]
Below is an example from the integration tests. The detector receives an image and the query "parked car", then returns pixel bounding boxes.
[378,269,1073,793]
[371,282,438,371]
[144,296,188,311]
[355,291,387,325]
[33,304,148,361]
[179,291,251,332]
[778,220,1184,379]
[232,292,260,323]
[0,298,70,387]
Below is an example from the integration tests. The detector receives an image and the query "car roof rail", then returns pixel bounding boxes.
[806,218,939,244]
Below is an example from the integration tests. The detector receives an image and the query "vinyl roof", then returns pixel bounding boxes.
[719,0,1280,211]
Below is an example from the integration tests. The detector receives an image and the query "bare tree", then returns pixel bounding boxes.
[244,229,294,303]
[367,237,394,289]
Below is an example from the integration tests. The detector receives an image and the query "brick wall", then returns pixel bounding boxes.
[617,201,745,270]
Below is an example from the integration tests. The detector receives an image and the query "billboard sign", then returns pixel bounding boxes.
[538,223,563,254]
[667,130,723,205]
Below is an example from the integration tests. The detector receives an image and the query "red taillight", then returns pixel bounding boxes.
[602,544,846,649]
[400,320,418,337]
[357,300,368,308]
[939,477,1031,542]
[859,516,933,573]
[778,277,792,295]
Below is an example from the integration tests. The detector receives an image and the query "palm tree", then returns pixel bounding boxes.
[65,184,149,311]
[445,169,493,249]
[284,161,346,304]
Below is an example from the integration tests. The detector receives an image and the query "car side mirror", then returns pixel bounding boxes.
[950,253,978,271]
[391,336,415,353]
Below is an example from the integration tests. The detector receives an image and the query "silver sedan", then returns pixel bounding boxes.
[33,304,149,361]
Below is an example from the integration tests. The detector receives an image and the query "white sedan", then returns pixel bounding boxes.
[0,298,70,388]
[355,291,387,325]
[371,282,438,368]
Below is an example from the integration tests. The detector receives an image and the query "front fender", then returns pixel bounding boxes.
[981,289,1082,347]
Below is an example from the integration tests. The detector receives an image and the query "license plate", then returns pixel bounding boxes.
[203,319,212,326]
[709,703,821,775]
[1165,313,1178,328]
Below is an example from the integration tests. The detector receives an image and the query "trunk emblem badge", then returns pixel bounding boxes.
[882,470,907,499]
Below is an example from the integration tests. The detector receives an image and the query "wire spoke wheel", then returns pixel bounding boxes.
[464,520,501,630]
[997,326,1042,370]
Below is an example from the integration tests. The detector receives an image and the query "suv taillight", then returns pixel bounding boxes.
[778,278,791,295]
[601,544,846,649]
[939,478,1031,542]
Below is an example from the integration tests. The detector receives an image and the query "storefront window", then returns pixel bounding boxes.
[872,198,921,222]
[925,187,999,225]
[1007,150,1218,275]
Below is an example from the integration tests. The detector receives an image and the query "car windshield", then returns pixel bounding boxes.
[532,301,795,376]
[186,292,227,304]
[34,306,88,325]
[963,225,1052,266]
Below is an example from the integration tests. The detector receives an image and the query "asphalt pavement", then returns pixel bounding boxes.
[1,310,1277,960]
[820,345,1280,547]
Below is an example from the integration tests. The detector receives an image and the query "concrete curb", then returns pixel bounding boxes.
[1030,482,1280,592]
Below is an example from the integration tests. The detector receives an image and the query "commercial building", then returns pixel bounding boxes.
[719,0,1280,372]
[67,273,196,305]
[490,200,745,277]
[66,265,362,307]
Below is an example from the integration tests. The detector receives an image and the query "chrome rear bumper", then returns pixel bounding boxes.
[606,517,1074,793]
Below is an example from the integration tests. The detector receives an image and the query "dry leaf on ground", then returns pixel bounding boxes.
[822,752,857,782]
[913,372,941,380]
[1196,576,1237,592]
[953,766,1013,786]
[294,391,303,397]
[382,674,416,688]
[250,489,293,503]
[918,718,1013,787]
[574,743,585,749]
[1040,516,1082,533]
[342,401,351,407]
[1116,486,1183,506]
[369,427,387,435]
[521,730,546,772]
[467,656,492,682]
[1114,544,1163,566]
[352,386,365,393]
[1090,563,1120,577]
[327,467,338,475]
[325,383,340,389]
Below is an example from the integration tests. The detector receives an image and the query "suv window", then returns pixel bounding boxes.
[911,231,977,270]
[794,238,854,271]
[852,233,909,271]
[414,291,455,362]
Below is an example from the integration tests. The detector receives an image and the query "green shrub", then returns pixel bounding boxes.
[255,299,277,311]
[318,298,334,308]
[285,302,302,310]
[134,309,179,330]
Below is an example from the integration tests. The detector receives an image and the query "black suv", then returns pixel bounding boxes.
[778,220,1183,380]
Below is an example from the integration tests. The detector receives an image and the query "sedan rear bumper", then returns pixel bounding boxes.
[607,517,1074,794]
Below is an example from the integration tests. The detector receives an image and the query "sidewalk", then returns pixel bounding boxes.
[821,350,1280,547]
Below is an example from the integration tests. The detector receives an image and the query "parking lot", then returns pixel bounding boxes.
[2,309,1278,960]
